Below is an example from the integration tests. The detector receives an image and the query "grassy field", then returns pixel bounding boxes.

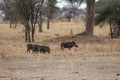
[0,20,119,56]
[0,20,120,80]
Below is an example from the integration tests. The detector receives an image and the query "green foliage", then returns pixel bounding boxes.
[0,0,18,20]
[0,2,4,10]
[95,6,112,25]
[96,0,120,13]
[95,0,120,25]
[95,0,120,37]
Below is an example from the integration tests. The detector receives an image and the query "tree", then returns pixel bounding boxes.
[95,0,120,38]
[62,6,72,22]
[61,4,80,22]
[0,0,18,28]
[66,0,95,36]
[15,0,44,42]
[85,0,95,35]
[44,0,58,29]
[37,11,43,32]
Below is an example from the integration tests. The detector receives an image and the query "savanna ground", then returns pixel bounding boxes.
[0,20,120,80]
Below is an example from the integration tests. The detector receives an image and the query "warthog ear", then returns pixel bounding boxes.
[76,45,78,47]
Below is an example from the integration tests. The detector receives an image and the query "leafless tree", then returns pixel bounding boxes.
[37,11,43,32]
[0,0,18,28]
[44,0,58,29]
[15,0,44,42]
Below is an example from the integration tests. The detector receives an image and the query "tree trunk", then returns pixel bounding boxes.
[14,20,17,28]
[25,26,28,41]
[10,21,12,28]
[9,16,13,28]
[25,24,31,42]
[85,0,95,36]
[47,18,50,29]
[117,25,120,36]
[38,22,43,32]
[27,24,31,42]
[32,27,35,42]
[13,17,17,28]
[38,13,43,32]
[109,19,113,38]
[68,17,71,22]
[31,23,36,42]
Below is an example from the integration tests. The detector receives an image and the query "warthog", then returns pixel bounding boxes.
[27,44,50,53]
[61,41,78,50]
[39,46,50,53]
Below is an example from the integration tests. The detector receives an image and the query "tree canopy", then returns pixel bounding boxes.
[95,0,120,38]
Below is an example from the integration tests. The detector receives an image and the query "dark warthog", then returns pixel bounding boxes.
[39,46,50,53]
[61,41,78,50]
[27,44,50,54]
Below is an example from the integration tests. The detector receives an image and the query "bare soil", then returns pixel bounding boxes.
[0,52,120,80]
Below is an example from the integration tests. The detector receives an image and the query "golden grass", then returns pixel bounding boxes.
[0,20,119,57]
[0,20,110,41]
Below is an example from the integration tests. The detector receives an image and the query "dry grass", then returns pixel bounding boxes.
[0,20,120,80]
[0,20,119,57]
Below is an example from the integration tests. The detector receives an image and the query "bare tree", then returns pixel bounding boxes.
[9,15,18,28]
[62,6,73,22]
[15,0,44,42]
[0,0,18,28]
[44,0,57,29]
[37,11,43,32]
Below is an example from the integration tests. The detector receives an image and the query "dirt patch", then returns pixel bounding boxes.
[0,52,120,80]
